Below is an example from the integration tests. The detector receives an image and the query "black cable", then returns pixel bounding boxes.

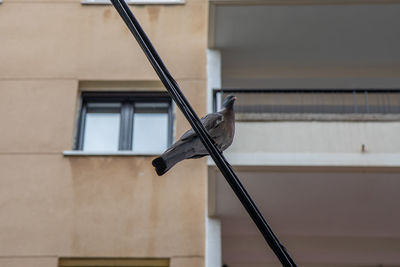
[110,1,297,266]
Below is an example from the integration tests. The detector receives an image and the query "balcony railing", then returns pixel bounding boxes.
[213,89,400,121]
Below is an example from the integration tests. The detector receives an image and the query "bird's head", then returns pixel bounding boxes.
[221,95,237,110]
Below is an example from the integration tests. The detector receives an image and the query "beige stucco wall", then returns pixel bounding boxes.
[0,1,206,81]
[0,257,58,267]
[0,154,206,255]
[0,0,208,266]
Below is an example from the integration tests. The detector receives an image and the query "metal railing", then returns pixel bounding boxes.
[214,89,400,114]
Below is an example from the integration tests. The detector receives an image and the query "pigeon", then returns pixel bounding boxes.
[152,95,236,176]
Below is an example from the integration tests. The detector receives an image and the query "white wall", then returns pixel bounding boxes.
[215,121,400,167]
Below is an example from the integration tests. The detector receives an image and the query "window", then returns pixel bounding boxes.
[59,258,169,267]
[76,92,173,154]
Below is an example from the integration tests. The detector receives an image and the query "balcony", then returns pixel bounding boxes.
[208,2,400,267]
[209,88,400,168]
[209,88,400,267]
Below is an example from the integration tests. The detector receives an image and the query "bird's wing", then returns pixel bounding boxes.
[180,112,224,141]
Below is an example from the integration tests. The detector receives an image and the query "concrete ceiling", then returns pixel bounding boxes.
[214,170,400,266]
[211,4,400,87]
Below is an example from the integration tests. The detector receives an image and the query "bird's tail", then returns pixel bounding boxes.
[152,141,188,176]
[152,157,168,176]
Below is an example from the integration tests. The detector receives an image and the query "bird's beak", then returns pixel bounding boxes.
[233,96,237,101]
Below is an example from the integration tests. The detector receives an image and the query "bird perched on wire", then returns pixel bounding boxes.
[152,95,237,176]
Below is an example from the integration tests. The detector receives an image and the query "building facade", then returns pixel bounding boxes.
[1,0,400,267]
[0,0,207,266]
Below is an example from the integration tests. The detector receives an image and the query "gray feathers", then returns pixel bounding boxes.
[152,95,236,176]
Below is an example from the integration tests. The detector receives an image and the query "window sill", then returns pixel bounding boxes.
[81,0,184,5]
[63,150,159,157]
